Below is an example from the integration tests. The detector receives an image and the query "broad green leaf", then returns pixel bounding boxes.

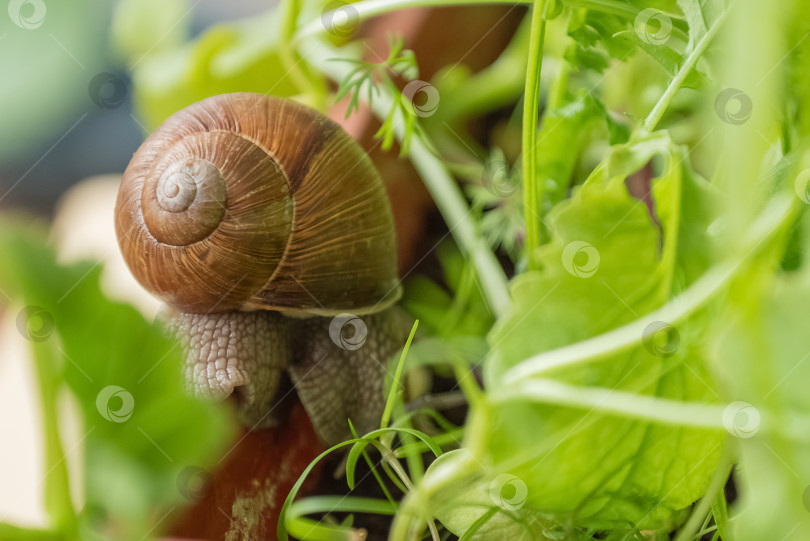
[477,134,724,531]
[402,275,455,333]
[0,220,234,540]
[669,161,720,286]
[584,10,636,61]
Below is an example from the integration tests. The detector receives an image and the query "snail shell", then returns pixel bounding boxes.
[115,93,400,315]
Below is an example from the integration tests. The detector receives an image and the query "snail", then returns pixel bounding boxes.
[114,93,406,444]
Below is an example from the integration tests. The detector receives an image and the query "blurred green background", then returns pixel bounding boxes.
[0,0,265,213]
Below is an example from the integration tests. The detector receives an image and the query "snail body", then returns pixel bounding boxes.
[115,93,404,443]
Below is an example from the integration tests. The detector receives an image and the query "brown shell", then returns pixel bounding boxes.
[115,93,400,315]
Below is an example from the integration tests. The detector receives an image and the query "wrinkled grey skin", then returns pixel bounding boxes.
[290,311,403,445]
[160,307,404,444]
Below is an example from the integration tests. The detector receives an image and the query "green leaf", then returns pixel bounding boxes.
[585,10,637,60]
[566,11,635,74]
[0,220,234,539]
[331,35,421,155]
[716,283,810,540]
[402,241,494,338]
[424,450,576,541]
[477,134,724,531]
[401,275,455,333]
[565,42,610,73]
[677,0,725,53]
[671,163,721,288]
[616,30,709,91]
[405,336,488,371]
[677,0,709,47]
[536,91,605,207]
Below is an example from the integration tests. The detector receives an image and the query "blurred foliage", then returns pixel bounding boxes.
[403,241,494,339]
[0,220,233,540]
[111,0,191,63]
[0,0,110,162]
[129,8,307,129]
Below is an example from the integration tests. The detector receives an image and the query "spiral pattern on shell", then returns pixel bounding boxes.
[115,93,400,314]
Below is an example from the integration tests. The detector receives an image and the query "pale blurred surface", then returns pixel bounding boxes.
[0,313,46,527]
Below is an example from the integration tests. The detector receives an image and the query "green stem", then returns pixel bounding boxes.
[564,0,636,17]
[642,6,731,132]
[411,138,512,317]
[278,0,299,42]
[296,0,517,40]
[295,0,688,42]
[348,423,397,504]
[381,321,419,429]
[380,321,426,486]
[394,427,465,456]
[672,445,734,541]
[306,40,511,318]
[491,379,728,429]
[522,0,547,268]
[278,0,327,105]
[32,341,77,539]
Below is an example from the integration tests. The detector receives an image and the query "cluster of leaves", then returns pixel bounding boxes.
[406,1,810,540]
[281,0,810,540]
[463,132,725,537]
